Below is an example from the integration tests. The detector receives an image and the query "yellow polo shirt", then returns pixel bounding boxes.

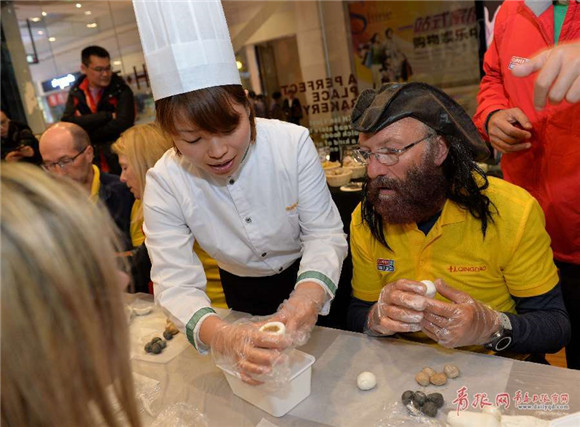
[133,209,227,308]
[351,177,559,314]
[89,164,100,203]
[130,200,146,247]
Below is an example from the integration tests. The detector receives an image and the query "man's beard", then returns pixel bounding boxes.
[366,152,448,224]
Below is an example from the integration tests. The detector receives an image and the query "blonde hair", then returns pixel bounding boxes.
[112,123,173,199]
[1,164,141,427]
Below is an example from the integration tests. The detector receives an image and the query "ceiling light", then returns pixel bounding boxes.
[84,10,92,15]
[49,37,56,42]
[86,23,97,28]
[113,60,122,66]
[37,30,44,35]
[41,11,47,17]
[76,3,82,8]
[30,17,41,22]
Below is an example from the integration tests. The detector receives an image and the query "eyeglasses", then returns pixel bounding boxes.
[89,65,112,73]
[42,145,89,171]
[352,134,433,166]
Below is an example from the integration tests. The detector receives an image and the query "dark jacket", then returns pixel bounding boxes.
[62,73,135,146]
[99,171,134,251]
[1,120,42,165]
[283,97,303,124]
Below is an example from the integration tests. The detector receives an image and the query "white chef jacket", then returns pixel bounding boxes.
[143,118,348,351]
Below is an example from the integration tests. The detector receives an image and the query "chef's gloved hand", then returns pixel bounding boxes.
[273,282,326,346]
[366,279,430,335]
[420,279,501,348]
[210,321,291,385]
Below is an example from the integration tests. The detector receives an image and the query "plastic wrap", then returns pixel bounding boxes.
[375,401,443,426]
[151,402,208,427]
[132,372,161,417]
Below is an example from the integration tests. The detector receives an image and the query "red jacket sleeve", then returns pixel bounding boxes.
[473,6,511,139]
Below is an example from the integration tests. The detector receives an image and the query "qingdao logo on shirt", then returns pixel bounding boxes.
[377,258,395,272]
[448,265,487,273]
[508,56,529,70]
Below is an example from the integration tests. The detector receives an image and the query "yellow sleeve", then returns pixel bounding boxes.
[130,200,145,248]
[193,242,227,309]
[503,198,559,298]
[350,206,384,302]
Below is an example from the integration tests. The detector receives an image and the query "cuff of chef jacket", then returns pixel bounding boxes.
[185,307,218,354]
[295,271,337,316]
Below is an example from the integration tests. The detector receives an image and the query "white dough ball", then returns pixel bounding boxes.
[357,371,377,391]
[259,321,286,335]
[421,280,437,298]
[482,406,502,421]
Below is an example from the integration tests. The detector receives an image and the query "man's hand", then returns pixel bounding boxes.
[366,279,429,335]
[421,279,501,348]
[4,146,34,162]
[512,41,580,110]
[487,108,532,153]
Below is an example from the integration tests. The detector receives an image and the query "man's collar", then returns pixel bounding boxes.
[439,199,467,226]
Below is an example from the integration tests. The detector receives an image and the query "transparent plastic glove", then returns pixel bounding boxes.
[420,279,501,348]
[210,321,290,385]
[272,282,325,346]
[366,279,430,335]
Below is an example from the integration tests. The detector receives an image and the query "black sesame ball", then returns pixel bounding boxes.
[144,343,153,353]
[151,337,163,343]
[413,391,426,407]
[401,390,414,405]
[421,400,438,417]
[163,330,174,340]
[151,343,162,354]
[159,339,167,349]
[427,392,444,408]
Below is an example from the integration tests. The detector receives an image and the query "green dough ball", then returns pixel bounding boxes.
[421,400,438,417]
[413,391,426,407]
[427,392,444,408]
[402,390,414,405]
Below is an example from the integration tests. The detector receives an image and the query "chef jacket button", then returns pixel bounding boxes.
[278,267,283,272]
[245,217,252,223]
[261,252,267,257]
[229,179,235,185]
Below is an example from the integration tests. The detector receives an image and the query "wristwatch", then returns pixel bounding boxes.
[484,312,513,352]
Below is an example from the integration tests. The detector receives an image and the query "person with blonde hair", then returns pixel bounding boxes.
[112,123,226,306]
[1,163,141,426]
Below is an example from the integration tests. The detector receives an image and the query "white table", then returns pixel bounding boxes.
[128,296,580,426]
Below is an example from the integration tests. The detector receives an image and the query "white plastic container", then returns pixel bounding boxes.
[218,350,315,417]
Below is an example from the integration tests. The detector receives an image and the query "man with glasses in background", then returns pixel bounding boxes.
[39,122,133,250]
[62,46,135,175]
[346,82,570,360]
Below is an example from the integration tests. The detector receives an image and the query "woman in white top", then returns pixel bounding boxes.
[145,84,347,383]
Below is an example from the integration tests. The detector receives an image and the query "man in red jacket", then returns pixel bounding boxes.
[474,0,579,369]
[62,46,135,175]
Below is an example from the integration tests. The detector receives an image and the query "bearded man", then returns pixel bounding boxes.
[346,82,570,359]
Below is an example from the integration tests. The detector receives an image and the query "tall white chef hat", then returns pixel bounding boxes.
[132,0,241,101]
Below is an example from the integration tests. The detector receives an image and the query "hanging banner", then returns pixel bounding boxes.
[348,1,480,93]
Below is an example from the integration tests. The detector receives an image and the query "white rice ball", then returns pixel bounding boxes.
[421,280,437,298]
[357,371,377,391]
